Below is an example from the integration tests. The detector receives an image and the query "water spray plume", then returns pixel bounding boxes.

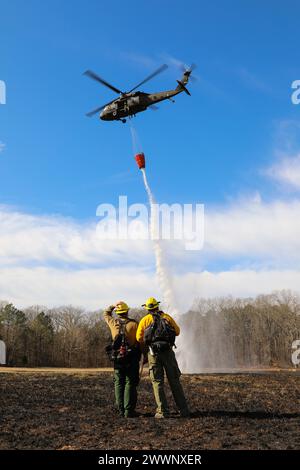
[130,124,191,369]
[141,168,180,316]
[141,165,191,370]
[130,124,179,315]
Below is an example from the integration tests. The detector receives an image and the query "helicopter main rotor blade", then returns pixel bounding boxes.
[83,70,123,94]
[86,105,106,117]
[128,64,168,93]
[85,98,115,117]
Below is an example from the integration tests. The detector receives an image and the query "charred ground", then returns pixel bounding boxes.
[0,369,299,450]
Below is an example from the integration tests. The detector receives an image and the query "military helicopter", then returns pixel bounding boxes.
[84,64,195,123]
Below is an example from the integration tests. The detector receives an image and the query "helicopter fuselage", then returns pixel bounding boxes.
[100,89,182,121]
[84,66,192,122]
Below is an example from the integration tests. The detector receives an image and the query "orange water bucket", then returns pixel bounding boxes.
[135,153,145,169]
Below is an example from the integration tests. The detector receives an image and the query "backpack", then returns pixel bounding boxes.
[144,312,176,353]
[105,318,139,366]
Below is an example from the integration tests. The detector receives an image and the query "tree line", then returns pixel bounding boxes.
[0,290,299,369]
[179,290,300,370]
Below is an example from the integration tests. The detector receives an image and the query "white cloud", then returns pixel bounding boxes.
[0,266,299,311]
[236,67,270,93]
[176,269,300,301]
[205,197,300,263]
[0,266,156,310]
[0,142,5,153]
[1,195,300,268]
[1,192,300,309]
[0,205,152,266]
[265,153,300,190]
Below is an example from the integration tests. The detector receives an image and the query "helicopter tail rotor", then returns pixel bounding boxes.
[175,63,195,95]
[176,62,197,83]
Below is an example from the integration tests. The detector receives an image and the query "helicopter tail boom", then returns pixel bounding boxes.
[176,79,191,96]
[175,69,191,95]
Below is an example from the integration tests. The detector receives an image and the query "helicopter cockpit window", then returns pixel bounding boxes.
[128,96,139,106]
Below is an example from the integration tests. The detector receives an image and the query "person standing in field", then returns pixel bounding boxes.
[103,301,141,418]
[136,297,189,418]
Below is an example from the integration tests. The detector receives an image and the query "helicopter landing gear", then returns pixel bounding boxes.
[121,119,126,123]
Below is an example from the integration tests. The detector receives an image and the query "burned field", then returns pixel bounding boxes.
[0,369,299,450]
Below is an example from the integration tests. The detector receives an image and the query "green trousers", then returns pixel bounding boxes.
[148,348,189,416]
[114,358,140,416]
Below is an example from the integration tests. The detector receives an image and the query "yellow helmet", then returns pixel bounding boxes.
[142,297,160,311]
[115,301,129,315]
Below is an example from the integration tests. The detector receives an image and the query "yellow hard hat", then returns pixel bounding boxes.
[115,301,129,315]
[142,297,160,311]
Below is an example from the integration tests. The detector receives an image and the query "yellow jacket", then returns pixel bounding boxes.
[103,306,138,347]
[136,312,180,344]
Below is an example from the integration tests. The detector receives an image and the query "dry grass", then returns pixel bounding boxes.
[0,369,299,450]
[0,367,113,374]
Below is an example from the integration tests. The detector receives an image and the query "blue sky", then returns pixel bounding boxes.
[1,0,299,214]
[1,0,300,308]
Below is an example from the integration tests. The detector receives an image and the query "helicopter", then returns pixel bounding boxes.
[84,64,195,123]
